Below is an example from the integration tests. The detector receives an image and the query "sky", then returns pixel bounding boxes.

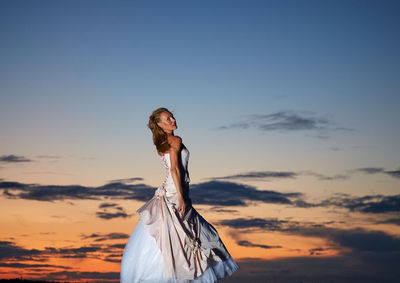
[0,0,399,282]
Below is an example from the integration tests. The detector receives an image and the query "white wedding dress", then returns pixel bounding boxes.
[120,143,239,282]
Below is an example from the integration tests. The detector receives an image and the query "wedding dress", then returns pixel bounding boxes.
[120,143,239,282]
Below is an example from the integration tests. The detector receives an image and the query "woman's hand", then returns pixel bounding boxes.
[177,196,186,216]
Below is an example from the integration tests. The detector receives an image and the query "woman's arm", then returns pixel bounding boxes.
[168,136,186,215]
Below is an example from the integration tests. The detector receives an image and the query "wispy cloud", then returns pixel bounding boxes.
[215,110,354,138]
[237,240,282,249]
[219,217,400,253]
[190,180,304,206]
[0,154,32,163]
[0,181,155,202]
[0,180,307,207]
[208,166,400,182]
[319,194,400,214]
[96,202,131,220]
[376,217,400,226]
[81,232,129,242]
[1,179,399,215]
[206,171,297,181]
[0,238,127,269]
[219,217,400,282]
[107,177,144,184]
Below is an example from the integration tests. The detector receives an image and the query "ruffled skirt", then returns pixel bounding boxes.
[120,217,239,282]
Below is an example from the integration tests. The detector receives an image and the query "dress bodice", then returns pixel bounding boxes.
[160,143,190,183]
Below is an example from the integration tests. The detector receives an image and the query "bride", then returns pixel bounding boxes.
[120,107,239,282]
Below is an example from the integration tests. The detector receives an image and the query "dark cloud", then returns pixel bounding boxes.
[219,217,291,230]
[0,180,155,202]
[308,247,333,255]
[207,171,297,181]
[38,270,119,281]
[190,180,303,206]
[299,170,352,180]
[0,180,308,208]
[216,215,400,283]
[319,194,400,214]
[99,202,119,209]
[0,240,43,261]
[377,217,400,226]
[226,256,399,283]
[96,202,131,220]
[385,169,400,179]
[81,232,129,241]
[0,154,32,163]
[356,167,386,174]
[207,166,400,182]
[219,217,400,254]
[215,110,354,139]
[1,179,398,216]
[237,240,282,249]
[356,167,400,179]
[96,211,130,220]
[0,262,71,269]
[107,177,144,184]
[209,206,239,214]
[0,238,126,274]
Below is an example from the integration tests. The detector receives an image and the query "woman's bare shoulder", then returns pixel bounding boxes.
[157,136,182,156]
[168,135,182,147]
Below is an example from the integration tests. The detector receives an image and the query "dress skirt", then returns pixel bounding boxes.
[120,217,239,283]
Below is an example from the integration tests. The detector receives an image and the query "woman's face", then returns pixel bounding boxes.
[157,111,177,133]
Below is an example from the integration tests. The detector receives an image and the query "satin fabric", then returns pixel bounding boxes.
[121,144,239,282]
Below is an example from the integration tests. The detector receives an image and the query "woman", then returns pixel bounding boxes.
[120,107,239,282]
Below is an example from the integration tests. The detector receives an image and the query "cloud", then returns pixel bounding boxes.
[209,206,239,214]
[38,270,119,281]
[215,110,354,138]
[308,247,334,255]
[1,179,398,215]
[190,180,304,206]
[0,181,155,202]
[356,167,400,179]
[0,238,127,270]
[206,171,298,181]
[219,217,400,282]
[0,154,32,163]
[237,240,282,249]
[386,169,400,179]
[219,217,400,253]
[96,211,131,220]
[81,232,129,242]
[227,256,399,283]
[0,240,43,261]
[377,217,400,226]
[318,194,400,214]
[99,202,120,209]
[207,166,400,182]
[0,180,308,208]
[96,202,131,220]
[219,217,291,230]
[0,262,71,269]
[107,177,144,184]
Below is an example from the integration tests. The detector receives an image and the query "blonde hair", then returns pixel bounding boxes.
[147,107,172,153]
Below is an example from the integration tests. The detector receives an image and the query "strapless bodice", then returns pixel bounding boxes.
[160,143,190,184]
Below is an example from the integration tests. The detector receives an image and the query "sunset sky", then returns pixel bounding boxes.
[1,0,399,282]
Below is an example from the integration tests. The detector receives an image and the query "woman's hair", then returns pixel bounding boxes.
[147,107,172,153]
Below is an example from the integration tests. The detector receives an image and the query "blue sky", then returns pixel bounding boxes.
[0,0,399,282]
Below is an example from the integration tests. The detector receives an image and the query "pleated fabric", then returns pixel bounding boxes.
[120,143,239,282]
